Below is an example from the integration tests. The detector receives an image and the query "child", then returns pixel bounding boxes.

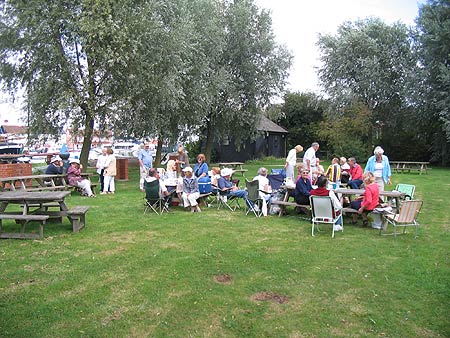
[325,157,341,188]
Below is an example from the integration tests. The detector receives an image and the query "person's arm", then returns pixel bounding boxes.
[359,188,373,214]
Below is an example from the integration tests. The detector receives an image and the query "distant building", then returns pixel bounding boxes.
[213,116,288,162]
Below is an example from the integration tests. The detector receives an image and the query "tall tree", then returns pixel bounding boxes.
[277,92,326,150]
[198,0,292,162]
[317,18,419,155]
[415,0,450,165]
[0,0,134,168]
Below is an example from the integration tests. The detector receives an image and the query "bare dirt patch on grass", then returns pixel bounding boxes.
[213,274,233,285]
[250,291,289,304]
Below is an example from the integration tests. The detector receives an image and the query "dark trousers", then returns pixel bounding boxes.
[99,169,105,191]
[348,179,363,189]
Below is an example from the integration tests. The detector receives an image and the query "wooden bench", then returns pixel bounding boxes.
[0,214,50,239]
[67,206,90,232]
[390,161,429,175]
[271,200,310,217]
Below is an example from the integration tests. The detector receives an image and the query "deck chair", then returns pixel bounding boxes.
[310,195,343,238]
[144,179,168,215]
[395,183,415,200]
[268,174,284,192]
[381,200,423,237]
[244,180,264,217]
[211,184,240,211]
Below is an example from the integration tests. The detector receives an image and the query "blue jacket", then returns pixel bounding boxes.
[365,155,391,183]
[193,162,209,178]
[295,178,312,199]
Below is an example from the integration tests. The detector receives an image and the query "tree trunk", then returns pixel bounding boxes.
[154,138,163,168]
[204,119,214,164]
[80,114,94,172]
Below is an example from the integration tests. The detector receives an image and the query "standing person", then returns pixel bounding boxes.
[96,148,108,192]
[176,146,189,174]
[350,172,380,226]
[138,142,153,191]
[284,145,303,181]
[365,146,392,192]
[102,148,116,194]
[181,167,201,212]
[310,175,343,231]
[347,157,363,189]
[193,153,209,178]
[67,159,95,197]
[303,142,320,177]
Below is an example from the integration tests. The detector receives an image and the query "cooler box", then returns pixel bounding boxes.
[198,177,212,194]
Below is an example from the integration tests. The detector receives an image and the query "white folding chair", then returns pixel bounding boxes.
[310,195,343,238]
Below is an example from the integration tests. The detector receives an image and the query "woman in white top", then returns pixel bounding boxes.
[95,148,108,192]
[253,167,272,201]
[285,145,303,181]
[364,146,392,191]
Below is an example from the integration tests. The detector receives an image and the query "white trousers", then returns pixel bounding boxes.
[182,192,200,207]
[77,179,93,196]
[104,175,115,192]
[139,166,149,190]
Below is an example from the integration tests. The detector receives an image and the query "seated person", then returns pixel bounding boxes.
[164,160,177,181]
[340,157,351,183]
[193,153,209,178]
[210,167,221,187]
[253,167,272,202]
[350,171,380,226]
[44,155,64,185]
[294,168,312,206]
[347,157,363,189]
[66,159,95,197]
[181,167,201,212]
[310,176,343,231]
[145,167,171,205]
[295,162,306,184]
[325,157,341,187]
[217,168,248,200]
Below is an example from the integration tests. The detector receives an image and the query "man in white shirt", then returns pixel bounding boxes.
[303,142,320,176]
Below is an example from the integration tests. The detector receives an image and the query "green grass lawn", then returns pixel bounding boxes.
[0,159,449,337]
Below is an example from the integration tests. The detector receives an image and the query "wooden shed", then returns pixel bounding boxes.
[214,116,288,162]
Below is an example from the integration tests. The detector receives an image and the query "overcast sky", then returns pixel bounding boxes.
[1,0,426,125]
[255,0,426,93]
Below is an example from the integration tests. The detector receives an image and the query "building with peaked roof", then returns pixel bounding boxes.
[213,116,288,162]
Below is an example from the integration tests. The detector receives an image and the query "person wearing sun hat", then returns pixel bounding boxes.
[45,155,64,175]
[181,166,201,212]
[217,168,248,199]
[67,159,95,197]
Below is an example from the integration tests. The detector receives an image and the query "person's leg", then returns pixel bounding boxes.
[102,175,111,193]
[350,200,362,223]
[109,177,115,193]
[79,180,93,197]
[182,192,190,208]
[188,192,201,212]
[139,167,147,191]
[100,169,105,191]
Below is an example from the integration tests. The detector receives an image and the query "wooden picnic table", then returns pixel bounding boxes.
[217,162,248,175]
[0,174,67,192]
[0,190,89,239]
[273,186,405,218]
[390,161,429,174]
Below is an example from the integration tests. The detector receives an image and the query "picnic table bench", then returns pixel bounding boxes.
[217,162,248,175]
[390,161,429,174]
[0,191,90,239]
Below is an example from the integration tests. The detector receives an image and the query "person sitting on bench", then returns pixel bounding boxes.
[67,159,95,197]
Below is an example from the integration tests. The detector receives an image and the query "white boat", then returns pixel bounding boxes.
[112,142,141,158]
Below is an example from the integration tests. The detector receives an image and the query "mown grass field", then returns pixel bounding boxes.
[0,159,449,337]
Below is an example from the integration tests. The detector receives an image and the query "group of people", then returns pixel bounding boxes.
[44,150,114,198]
[284,143,393,227]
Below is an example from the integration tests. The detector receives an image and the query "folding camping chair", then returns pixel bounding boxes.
[310,195,343,238]
[395,183,416,200]
[143,179,169,215]
[267,174,284,192]
[210,184,240,211]
[244,179,265,217]
[381,199,423,238]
